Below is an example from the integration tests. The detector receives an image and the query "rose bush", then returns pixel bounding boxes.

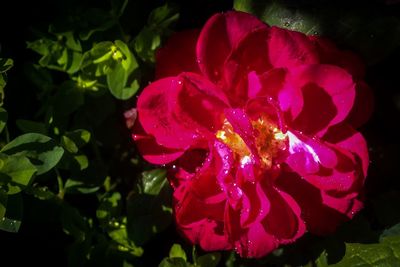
[132,11,372,258]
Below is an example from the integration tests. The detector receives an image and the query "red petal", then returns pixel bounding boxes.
[137,74,227,150]
[174,163,231,251]
[286,130,363,194]
[276,171,352,235]
[222,28,272,104]
[280,64,356,137]
[248,68,287,100]
[174,187,231,250]
[225,205,277,258]
[268,26,319,68]
[132,120,184,164]
[196,11,267,83]
[156,29,201,79]
[261,183,306,243]
[239,181,270,228]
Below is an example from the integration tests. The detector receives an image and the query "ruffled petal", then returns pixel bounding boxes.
[174,184,231,251]
[279,64,356,137]
[247,68,287,100]
[275,171,351,235]
[196,11,267,83]
[322,123,369,181]
[225,205,277,258]
[239,181,270,228]
[268,26,319,68]
[260,181,306,243]
[137,74,228,149]
[286,130,363,194]
[156,29,201,79]
[132,120,184,164]
[173,150,231,251]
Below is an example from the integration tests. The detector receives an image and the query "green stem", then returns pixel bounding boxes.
[55,168,64,199]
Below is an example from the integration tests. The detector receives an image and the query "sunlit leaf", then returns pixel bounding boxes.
[1,133,64,175]
[61,129,91,154]
[169,244,187,261]
[141,169,167,195]
[0,153,37,194]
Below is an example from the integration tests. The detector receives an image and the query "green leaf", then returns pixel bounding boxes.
[381,223,400,240]
[0,193,22,232]
[234,0,321,34]
[107,63,136,100]
[148,3,179,29]
[159,258,189,267]
[134,3,179,62]
[115,40,138,75]
[16,119,47,134]
[81,41,114,76]
[64,179,100,194]
[0,189,7,219]
[1,133,64,175]
[27,39,53,56]
[134,27,161,62]
[0,58,12,107]
[169,244,187,261]
[61,129,91,154]
[0,107,7,133]
[25,186,56,200]
[127,170,172,245]
[141,169,167,195]
[196,253,221,267]
[108,222,143,257]
[315,250,329,267]
[96,192,122,225]
[332,237,400,266]
[0,153,37,194]
[0,58,13,73]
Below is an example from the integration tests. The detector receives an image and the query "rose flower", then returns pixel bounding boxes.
[131,11,372,258]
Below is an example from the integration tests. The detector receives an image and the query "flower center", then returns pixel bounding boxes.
[216,117,287,168]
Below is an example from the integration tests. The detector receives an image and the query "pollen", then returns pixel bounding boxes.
[216,120,251,159]
[216,117,287,169]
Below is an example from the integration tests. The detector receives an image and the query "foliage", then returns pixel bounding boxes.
[0,0,400,266]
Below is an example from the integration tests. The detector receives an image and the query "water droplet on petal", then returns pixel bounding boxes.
[227,183,243,201]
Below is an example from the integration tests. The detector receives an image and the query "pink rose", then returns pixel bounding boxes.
[132,11,372,258]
